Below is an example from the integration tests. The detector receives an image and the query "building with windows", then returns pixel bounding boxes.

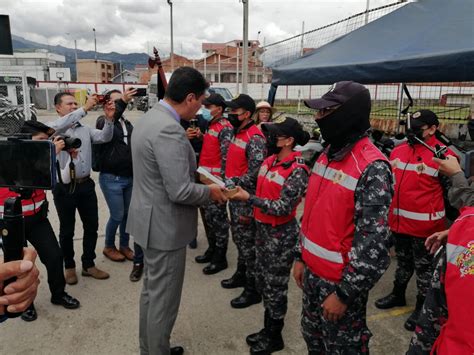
[0,49,68,81]
[76,59,115,83]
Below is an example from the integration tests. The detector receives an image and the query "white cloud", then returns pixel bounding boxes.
[3,0,400,57]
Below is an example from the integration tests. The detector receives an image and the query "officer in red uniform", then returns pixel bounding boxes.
[293,82,394,354]
[231,116,310,354]
[408,155,474,354]
[0,121,80,322]
[195,93,234,274]
[222,94,267,309]
[375,110,455,331]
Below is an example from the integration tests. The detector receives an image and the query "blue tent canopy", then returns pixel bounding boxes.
[271,0,474,87]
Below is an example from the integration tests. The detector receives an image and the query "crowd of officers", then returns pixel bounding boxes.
[1,78,473,355]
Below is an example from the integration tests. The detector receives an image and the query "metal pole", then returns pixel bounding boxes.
[397,82,404,130]
[168,1,174,72]
[218,54,221,83]
[236,45,240,94]
[300,21,305,56]
[241,0,249,94]
[120,61,124,83]
[93,28,98,83]
[21,70,31,120]
[74,39,78,62]
[365,0,370,25]
[260,37,265,100]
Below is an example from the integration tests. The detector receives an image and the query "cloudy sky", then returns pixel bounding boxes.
[4,0,398,58]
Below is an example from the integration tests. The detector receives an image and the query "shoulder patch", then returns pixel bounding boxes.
[295,156,305,165]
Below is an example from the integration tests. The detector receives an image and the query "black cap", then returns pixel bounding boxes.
[225,94,256,115]
[410,110,439,129]
[304,81,368,109]
[262,116,310,146]
[202,93,226,109]
[20,120,55,136]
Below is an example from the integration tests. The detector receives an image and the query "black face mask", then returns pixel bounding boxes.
[227,113,241,129]
[316,90,371,149]
[266,135,282,156]
[407,128,426,145]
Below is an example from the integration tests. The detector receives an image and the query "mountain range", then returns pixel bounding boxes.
[12,35,149,80]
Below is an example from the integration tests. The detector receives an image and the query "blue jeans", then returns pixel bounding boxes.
[99,173,133,249]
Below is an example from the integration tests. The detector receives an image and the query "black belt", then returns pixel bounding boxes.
[75,176,91,184]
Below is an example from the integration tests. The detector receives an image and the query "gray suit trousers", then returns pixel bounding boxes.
[139,247,187,355]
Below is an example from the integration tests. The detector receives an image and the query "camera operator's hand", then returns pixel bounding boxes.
[209,184,227,204]
[68,148,79,160]
[186,127,198,140]
[123,88,138,103]
[0,248,40,314]
[104,99,116,121]
[433,155,462,177]
[52,136,66,155]
[83,95,98,112]
[425,229,449,254]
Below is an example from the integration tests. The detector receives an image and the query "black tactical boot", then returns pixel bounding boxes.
[221,263,246,289]
[375,281,408,309]
[246,310,270,346]
[230,278,261,309]
[195,238,215,264]
[203,247,228,275]
[404,295,424,331]
[250,318,285,354]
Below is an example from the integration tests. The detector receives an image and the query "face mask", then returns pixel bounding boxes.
[316,89,371,148]
[201,108,212,122]
[266,135,283,155]
[406,128,425,145]
[227,113,241,128]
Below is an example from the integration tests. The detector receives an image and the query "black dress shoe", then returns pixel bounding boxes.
[230,289,262,309]
[375,293,406,309]
[51,293,80,309]
[170,346,184,354]
[130,263,144,282]
[21,304,37,322]
[188,239,197,249]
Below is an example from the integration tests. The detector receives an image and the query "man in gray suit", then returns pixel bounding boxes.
[127,67,227,355]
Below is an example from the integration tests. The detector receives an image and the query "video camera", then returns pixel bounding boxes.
[0,134,57,318]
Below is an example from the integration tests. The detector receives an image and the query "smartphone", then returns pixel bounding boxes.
[189,119,198,129]
[131,88,147,97]
[464,150,474,178]
[0,139,56,190]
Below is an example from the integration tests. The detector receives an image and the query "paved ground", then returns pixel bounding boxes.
[1,109,417,354]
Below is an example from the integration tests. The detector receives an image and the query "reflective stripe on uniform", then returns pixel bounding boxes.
[446,243,468,265]
[0,199,45,214]
[312,162,358,191]
[199,166,221,174]
[207,129,219,138]
[392,208,445,221]
[301,233,344,264]
[232,138,247,150]
[264,171,286,186]
[391,159,439,177]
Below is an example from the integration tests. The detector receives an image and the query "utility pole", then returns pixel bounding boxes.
[300,21,305,56]
[93,28,98,82]
[167,0,174,72]
[236,45,240,94]
[365,0,370,25]
[218,54,221,83]
[241,0,249,94]
[120,61,124,83]
[74,39,78,63]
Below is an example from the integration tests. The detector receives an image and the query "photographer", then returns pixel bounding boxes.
[94,88,145,282]
[408,155,474,354]
[0,248,40,322]
[49,92,114,284]
[0,121,80,322]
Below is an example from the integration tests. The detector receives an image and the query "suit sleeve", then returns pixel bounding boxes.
[153,123,210,206]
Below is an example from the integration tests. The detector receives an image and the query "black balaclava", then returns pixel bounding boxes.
[316,89,371,151]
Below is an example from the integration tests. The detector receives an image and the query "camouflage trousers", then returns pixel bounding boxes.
[302,269,372,354]
[393,233,434,299]
[255,219,298,320]
[202,202,230,250]
[229,200,257,280]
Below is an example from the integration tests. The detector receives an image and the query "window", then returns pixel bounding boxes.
[107,65,112,70]
[101,64,105,69]
[102,72,106,77]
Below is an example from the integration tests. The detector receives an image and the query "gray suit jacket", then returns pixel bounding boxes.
[127,103,210,251]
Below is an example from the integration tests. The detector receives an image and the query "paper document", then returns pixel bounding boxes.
[197,167,226,188]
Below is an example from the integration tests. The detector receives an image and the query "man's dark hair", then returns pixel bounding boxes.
[54,92,75,106]
[165,67,209,103]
